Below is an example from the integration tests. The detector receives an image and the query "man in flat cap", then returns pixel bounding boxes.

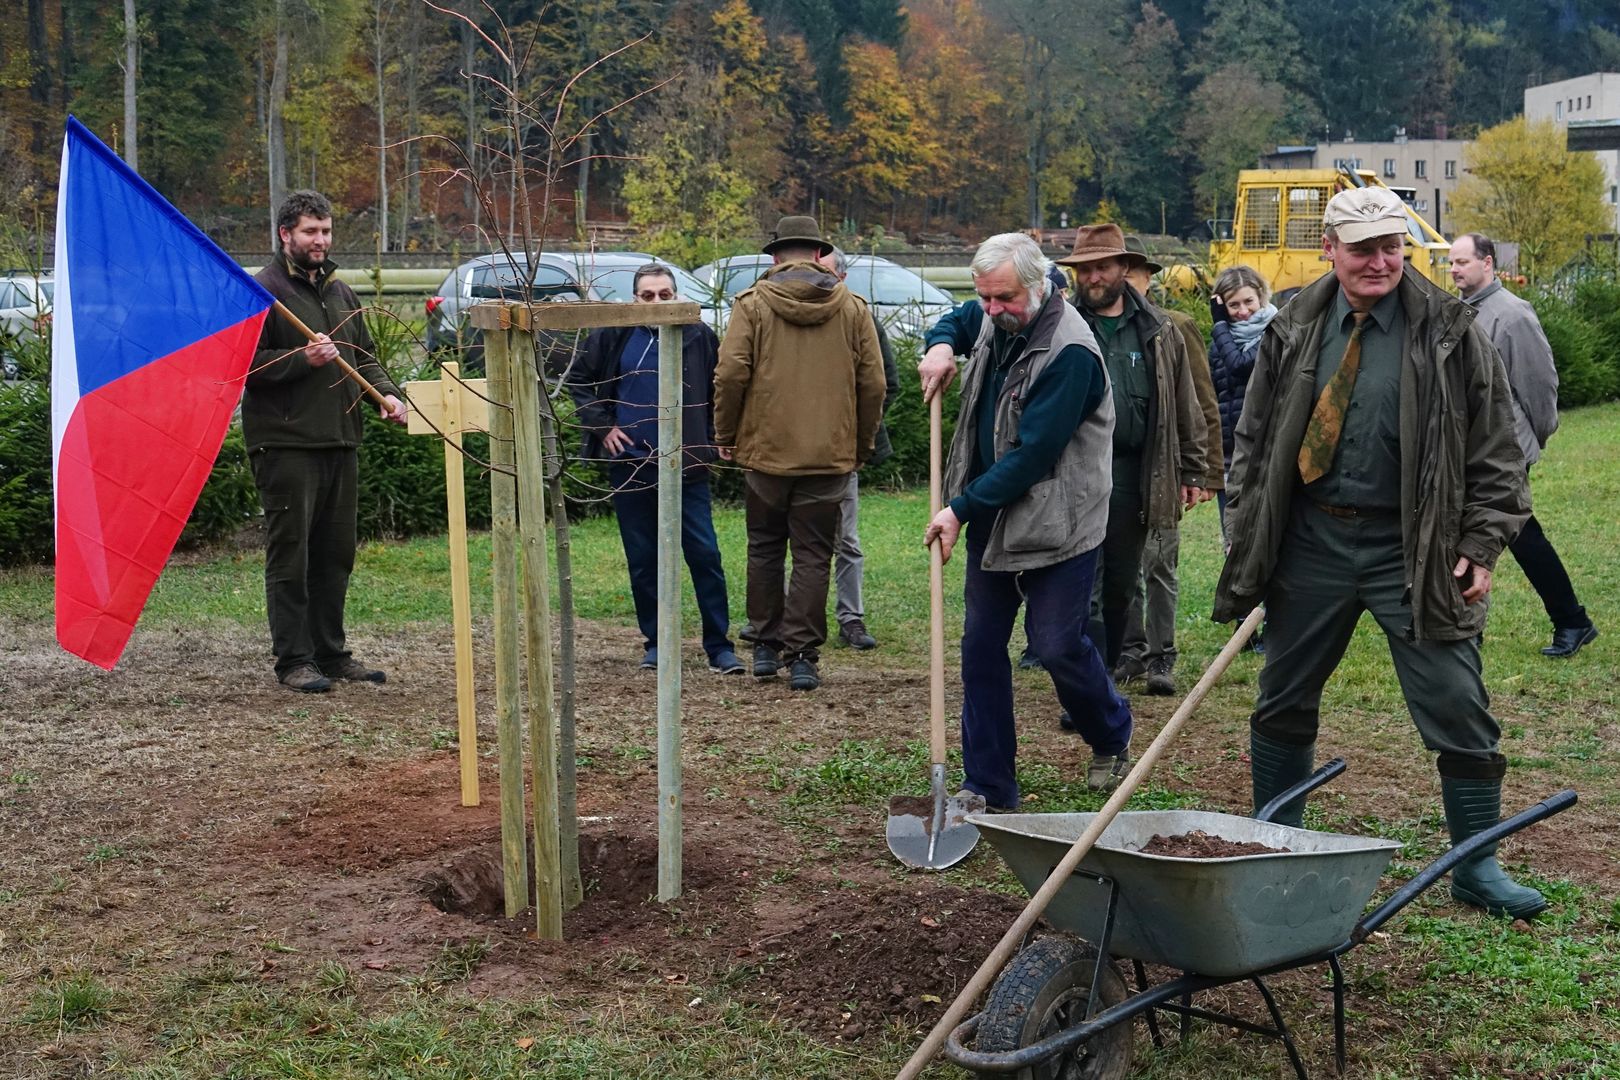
[714,215,886,691]
[1214,186,1545,918]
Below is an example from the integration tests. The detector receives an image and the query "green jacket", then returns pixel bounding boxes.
[243,256,401,452]
[1213,266,1529,641]
[1078,286,1208,528]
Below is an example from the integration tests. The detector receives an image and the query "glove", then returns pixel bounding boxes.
[1210,296,1228,324]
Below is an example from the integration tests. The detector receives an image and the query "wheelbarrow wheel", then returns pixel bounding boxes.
[975,935,1132,1080]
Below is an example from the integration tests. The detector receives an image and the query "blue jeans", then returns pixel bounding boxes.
[961,534,1133,809]
[610,462,734,659]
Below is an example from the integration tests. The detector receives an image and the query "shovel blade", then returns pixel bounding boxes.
[886,790,985,870]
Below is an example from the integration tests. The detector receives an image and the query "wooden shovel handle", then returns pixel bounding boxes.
[928,393,946,769]
[273,299,391,411]
[895,606,1267,1080]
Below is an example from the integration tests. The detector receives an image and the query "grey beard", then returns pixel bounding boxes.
[992,310,1025,332]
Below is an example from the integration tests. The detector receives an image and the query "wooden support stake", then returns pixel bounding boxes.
[485,324,530,918]
[656,323,684,903]
[441,363,480,807]
[511,336,564,941]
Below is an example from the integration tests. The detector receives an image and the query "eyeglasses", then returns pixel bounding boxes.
[635,289,676,301]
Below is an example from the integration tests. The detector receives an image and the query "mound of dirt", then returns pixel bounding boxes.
[1139,830,1289,858]
[741,886,1029,1041]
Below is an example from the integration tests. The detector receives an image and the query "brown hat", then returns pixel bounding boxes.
[1056,223,1146,269]
[762,214,834,257]
[1123,234,1163,274]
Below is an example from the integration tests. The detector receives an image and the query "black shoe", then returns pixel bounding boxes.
[752,644,780,678]
[838,619,878,650]
[1017,648,1044,671]
[279,664,332,693]
[1542,624,1598,658]
[320,658,387,683]
[1058,710,1080,733]
[1111,656,1147,685]
[788,657,820,691]
[1144,657,1175,696]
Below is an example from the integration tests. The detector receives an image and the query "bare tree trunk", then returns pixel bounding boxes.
[541,409,582,909]
[461,12,478,230]
[27,0,52,156]
[267,0,289,247]
[374,0,390,252]
[121,0,138,169]
[399,14,422,250]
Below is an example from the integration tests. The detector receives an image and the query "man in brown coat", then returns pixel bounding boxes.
[713,216,886,691]
[1112,236,1223,695]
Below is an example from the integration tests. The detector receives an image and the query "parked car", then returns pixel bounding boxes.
[695,253,954,338]
[563,251,728,335]
[424,253,595,371]
[1,272,54,380]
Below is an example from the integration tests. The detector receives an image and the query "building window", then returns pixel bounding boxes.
[1557,101,1564,120]
[1587,95,1593,109]
[1444,160,1456,179]
[1612,185,1618,204]
[1384,158,1396,177]
[1414,160,1427,179]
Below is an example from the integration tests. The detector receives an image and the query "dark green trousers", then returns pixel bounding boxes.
[251,447,358,676]
[1253,499,1504,779]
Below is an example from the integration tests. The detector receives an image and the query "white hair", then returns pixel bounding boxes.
[971,232,1051,301]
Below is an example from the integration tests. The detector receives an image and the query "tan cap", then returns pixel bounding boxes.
[1322,187,1409,244]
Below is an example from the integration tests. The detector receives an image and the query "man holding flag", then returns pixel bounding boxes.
[245,190,406,693]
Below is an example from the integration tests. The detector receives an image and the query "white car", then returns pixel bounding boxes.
[1,273,53,379]
[695,253,953,339]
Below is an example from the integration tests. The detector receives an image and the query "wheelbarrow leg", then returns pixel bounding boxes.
[1133,959,1166,1049]
[1252,976,1309,1080]
[1330,954,1347,1075]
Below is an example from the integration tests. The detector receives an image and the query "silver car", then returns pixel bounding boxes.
[424,252,594,360]
[563,251,728,335]
[1,273,53,379]
[695,253,953,338]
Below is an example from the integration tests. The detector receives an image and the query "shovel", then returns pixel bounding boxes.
[887,393,983,870]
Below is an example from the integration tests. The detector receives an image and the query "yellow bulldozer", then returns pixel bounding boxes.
[1181,166,1452,302]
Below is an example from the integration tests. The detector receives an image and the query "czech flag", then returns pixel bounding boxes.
[53,116,274,669]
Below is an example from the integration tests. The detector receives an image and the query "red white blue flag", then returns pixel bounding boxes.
[53,116,274,669]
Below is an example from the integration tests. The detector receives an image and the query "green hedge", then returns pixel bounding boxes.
[1529,286,1620,408]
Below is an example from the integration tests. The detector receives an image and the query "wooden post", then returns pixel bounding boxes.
[511,338,564,941]
[484,325,530,918]
[656,323,683,903]
[441,363,479,807]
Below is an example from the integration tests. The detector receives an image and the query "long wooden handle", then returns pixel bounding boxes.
[928,393,946,768]
[895,606,1266,1080]
[272,299,391,411]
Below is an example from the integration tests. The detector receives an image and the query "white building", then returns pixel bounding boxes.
[1524,73,1620,231]
[1258,131,1472,235]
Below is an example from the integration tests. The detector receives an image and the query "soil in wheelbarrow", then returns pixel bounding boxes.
[1139,829,1291,857]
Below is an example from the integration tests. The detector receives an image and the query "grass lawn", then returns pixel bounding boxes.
[2,404,1617,1079]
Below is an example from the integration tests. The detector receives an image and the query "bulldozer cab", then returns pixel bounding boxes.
[1210,168,1451,300]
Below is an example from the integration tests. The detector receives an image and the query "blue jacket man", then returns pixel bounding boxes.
[570,263,742,674]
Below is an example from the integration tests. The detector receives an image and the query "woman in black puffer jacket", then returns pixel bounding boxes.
[1208,265,1277,485]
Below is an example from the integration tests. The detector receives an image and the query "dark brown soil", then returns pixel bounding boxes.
[1139,830,1291,858]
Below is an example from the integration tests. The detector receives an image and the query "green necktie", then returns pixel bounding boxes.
[1298,311,1370,485]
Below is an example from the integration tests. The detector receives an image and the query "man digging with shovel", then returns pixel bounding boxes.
[919,233,1134,811]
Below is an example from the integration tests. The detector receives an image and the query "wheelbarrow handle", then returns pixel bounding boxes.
[1255,757,1347,824]
[1353,788,1577,941]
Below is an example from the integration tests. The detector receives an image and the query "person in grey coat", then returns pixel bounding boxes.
[1450,233,1598,658]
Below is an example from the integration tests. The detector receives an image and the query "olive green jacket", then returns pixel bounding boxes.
[1213,266,1529,641]
[243,256,401,452]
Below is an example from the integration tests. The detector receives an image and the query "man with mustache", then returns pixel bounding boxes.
[1214,186,1545,919]
[919,232,1134,807]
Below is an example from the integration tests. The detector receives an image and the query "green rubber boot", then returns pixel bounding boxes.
[1442,776,1548,920]
[1251,732,1314,828]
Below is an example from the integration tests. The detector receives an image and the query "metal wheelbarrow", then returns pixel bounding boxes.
[944,761,1576,1079]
